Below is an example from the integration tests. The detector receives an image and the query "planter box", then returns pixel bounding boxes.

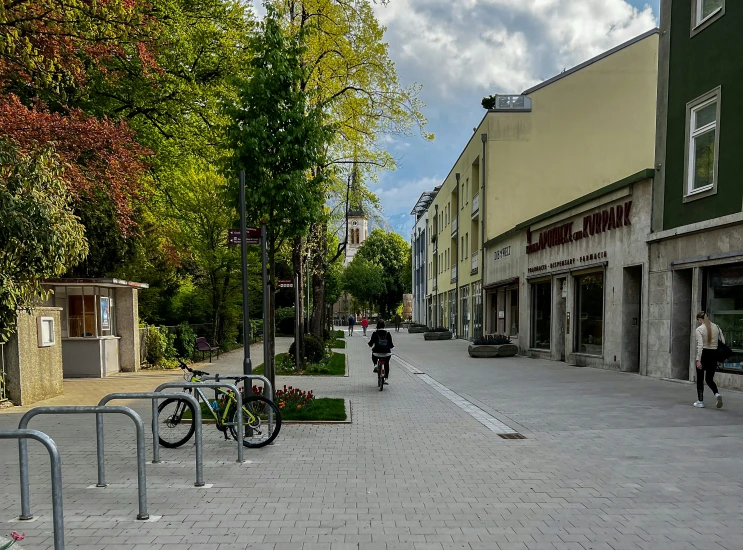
[424,331,452,341]
[468,343,518,358]
[408,326,428,334]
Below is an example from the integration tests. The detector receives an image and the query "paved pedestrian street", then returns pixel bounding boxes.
[2,331,743,550]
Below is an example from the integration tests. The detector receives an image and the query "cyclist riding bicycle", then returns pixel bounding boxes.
[368,320,394,382]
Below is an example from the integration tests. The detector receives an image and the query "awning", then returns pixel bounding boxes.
[484,277,519,290]
[43,278,149,289]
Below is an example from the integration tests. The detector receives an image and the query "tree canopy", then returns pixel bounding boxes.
[355,229,411,317]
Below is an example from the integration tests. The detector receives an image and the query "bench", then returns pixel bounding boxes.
[195,337,220,363]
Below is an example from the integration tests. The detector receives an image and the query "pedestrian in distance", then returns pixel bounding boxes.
[693,311,724,409]
[348,314,355,336]
[394,313,401,332]
[361,315,369,336]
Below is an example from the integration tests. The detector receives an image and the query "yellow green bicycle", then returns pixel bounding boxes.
[158,361,281,449]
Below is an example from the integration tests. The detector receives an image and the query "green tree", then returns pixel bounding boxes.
[355,229,411,317]
[0,140,88,343]
[225,5,332,387]
[341,257,384,312]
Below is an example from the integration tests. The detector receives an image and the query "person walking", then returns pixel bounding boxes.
[394,313,401,332]
[694,311,724,409]
[348,314,355,336]
[361,315,369,336]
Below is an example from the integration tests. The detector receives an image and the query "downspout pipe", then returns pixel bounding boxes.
[434,204,439,326]
[480,133,487,337]
[455,173,460,337]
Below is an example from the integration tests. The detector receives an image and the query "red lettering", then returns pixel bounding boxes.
[602,210,609,232]
[616,205,623,227]
[593,213,601,234]
[583,215,590,236]
[608,207,615,230]
[623,201,632,226]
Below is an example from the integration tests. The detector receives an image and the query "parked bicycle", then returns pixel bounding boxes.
[157,361,281,449]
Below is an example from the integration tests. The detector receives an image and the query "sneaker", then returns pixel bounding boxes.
[383,380,389,384]
[716,394,723,409]
[373,367,378,373]
[693,401,705,408]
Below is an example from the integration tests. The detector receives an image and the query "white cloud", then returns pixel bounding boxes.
[373,0,657,100]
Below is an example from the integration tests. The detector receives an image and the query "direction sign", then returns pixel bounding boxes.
[277,279,294,289]
[228,228,261,245]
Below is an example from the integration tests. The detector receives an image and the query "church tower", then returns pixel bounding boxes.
[344,164,368,265]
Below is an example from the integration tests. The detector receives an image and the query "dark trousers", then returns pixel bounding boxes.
[372,355,390,378]
[697,348,719,401]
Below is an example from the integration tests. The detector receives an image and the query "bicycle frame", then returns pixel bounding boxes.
[186,375,257,429]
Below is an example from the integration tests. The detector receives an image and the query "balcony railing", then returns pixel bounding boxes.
[451,265,457,283]
[471,251,478,275]
[471,193,479,217]
[451,216,458,237]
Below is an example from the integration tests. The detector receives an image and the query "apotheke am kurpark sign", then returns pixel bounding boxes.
[526,201,632,255]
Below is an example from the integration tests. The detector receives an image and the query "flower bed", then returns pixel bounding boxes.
[253,351,346,376]
[468,334,518,357]
[408,323,428,334]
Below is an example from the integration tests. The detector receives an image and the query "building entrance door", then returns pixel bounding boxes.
[555,278,567,362]
[621,266,642,373]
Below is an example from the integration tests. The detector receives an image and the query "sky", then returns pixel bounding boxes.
[369,0,660,228]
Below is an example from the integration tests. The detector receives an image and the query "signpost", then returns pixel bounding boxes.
[277,279,294,289]
[228,227,261,246]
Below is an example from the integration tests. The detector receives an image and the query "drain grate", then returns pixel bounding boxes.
[498,433,526,440]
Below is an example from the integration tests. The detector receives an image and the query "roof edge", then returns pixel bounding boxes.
[521,28,660,96]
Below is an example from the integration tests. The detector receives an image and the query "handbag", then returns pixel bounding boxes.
[716,325,733,363]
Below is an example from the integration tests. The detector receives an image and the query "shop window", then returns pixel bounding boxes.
[473,281,483,338]
[68,295,96,337]
[684,88,721,202]
[531,281,551,349]
[576,272,604,356]
[460,285,470,339]
[707,266,743,372]
[508,288,519,336]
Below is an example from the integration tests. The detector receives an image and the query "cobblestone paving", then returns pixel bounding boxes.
[1,330,743,549]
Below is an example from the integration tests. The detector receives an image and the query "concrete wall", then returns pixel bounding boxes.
[485,32,658,241]
[6,307,63,406]
[115,287,140,372]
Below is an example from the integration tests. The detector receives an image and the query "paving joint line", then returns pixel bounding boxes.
[392,355,518,435]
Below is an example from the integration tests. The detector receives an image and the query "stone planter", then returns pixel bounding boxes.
[468,343,518,358]
[424,331,453,341]
[408,326,427,334]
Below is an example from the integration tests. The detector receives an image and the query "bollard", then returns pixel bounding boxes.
[154,381,244,463]
[202,374,276,441]
[18,406,149,520]
[0,429,64,550]
[97,392,203,487]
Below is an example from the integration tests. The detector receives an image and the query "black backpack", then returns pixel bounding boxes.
[376,330,390,352]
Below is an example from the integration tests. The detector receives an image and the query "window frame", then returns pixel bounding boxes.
[691,0,724,36]
[683,87,721,203]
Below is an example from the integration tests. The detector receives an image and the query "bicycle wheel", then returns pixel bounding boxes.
[158,398,196,448]
[229,395,282,448]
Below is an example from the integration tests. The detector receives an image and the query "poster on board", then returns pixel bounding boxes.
[100,297,111,330]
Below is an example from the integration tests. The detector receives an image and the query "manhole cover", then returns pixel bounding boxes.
[498,433,526,440]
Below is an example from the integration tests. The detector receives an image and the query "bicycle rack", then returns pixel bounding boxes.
[98,392,204,486]
[154,381,244,463]
[18,406,149,520]
[0,429,64,550]
[200,374,276,439]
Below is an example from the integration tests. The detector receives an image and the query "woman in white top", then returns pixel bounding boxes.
[694,311,724,408]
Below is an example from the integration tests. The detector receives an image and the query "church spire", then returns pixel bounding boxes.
[348,159,365,218]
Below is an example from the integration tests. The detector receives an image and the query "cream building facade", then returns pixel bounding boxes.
[423,29,659,341]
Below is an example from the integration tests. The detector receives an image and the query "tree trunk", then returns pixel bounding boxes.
[265,241,277,392]
[292,235,305,365]
[310,222,327,340]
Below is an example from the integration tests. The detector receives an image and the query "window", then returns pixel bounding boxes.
[37,317,55,347]
[473,281,483,339]
[460,285,470,339]
[508,288,519,336]
[576,272,604,356]
[465,233,468,258]
[692,0,724,33]
[706,265,743,372]
[531,281,551,349]
[684,88,721,201]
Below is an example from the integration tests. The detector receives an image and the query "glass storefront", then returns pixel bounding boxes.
[576,272,604,356]
[530,281,551,349]
[460,285,470,339]
[448,290,457,337]
[507,287,519,336]
[707,266,743,371]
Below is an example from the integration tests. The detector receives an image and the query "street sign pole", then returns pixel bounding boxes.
[294,273,301,371]
[239,170,252,377]
[261,224,269,386]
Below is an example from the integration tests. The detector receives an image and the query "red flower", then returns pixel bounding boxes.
[11,532,25,541]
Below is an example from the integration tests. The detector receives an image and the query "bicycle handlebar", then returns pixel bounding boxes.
[178,359,210,377]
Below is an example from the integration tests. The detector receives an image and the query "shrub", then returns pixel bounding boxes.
[174,323,196,360]
[473,334,511,345]
[288,334,324,364]
[334,330,345,339]
[144,325,177,366]
[427,327,451,333]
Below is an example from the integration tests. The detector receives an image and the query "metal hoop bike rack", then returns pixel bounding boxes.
[200,374,276,439]
[0,429,64,550]
[98,392,204,486]
[154,381,244,463]
[18,405,150,520]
